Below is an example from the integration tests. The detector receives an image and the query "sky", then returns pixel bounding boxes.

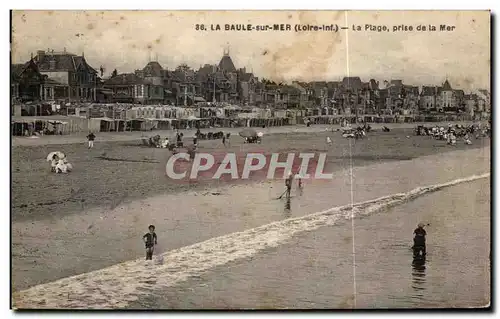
[11,10,490,91]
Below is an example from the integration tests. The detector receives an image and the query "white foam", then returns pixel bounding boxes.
[13,173,490,309]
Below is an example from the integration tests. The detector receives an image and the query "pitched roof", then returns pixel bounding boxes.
[11,60,41,82]
[73,56,84,68]
[11,63,26,81]
[368,79,379,90]
[421,86,437,96]
[74,56,98,74]
[239,73,254,82]
[173,69,196,83]
[12,63,26,75]
[403,85,419,95]
[103,73,145,86]
[278,85,300,94]
[341,77,362,90]
[33,51,97,74]
[442,79,452,91]
[163,70,181,82]
[196,64,216,81]
[143,61,164,77]
[218,54,237,73]
[212,71,229,82]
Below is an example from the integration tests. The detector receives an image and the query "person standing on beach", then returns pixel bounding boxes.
[143,225,158,260]
[86,132,96,149]
[176,131,184,147]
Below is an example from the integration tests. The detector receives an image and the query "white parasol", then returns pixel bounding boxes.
[46,151,66,162]
[257,132,264,138]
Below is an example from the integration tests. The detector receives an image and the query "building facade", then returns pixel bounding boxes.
[11,58,43,102]
[32,49,99,102]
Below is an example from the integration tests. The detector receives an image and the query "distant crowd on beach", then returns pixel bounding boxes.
[415,122,490,145]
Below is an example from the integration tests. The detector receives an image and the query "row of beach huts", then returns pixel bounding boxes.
[11,103,482,136]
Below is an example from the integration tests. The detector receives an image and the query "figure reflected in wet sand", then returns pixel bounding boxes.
[285,172,293,199]
[297,177,303,196]
[411,223,428,294]
[284,197,291,219]
[280,172,301,218]
[411,256,427,293]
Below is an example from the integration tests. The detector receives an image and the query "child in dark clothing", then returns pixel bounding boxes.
[86,132,96,149]
[297,177,303,196]
[143,225,158,260]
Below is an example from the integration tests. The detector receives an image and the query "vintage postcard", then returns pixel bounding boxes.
[10,10,490,309]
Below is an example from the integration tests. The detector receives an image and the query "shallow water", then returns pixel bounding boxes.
[12,144,490,308]
[13,175,490,309]
[136,178,489,309]
[12,145,489,291]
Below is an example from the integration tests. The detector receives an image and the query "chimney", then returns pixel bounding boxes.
[37,50,45,60]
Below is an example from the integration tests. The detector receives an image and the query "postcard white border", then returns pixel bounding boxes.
[3,0,497,318]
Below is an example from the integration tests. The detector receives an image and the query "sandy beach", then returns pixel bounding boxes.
[11,123,491,308]
[12,122,485,222]
[12,121,479,147]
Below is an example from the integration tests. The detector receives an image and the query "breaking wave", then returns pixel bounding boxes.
[13,173,490,309]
